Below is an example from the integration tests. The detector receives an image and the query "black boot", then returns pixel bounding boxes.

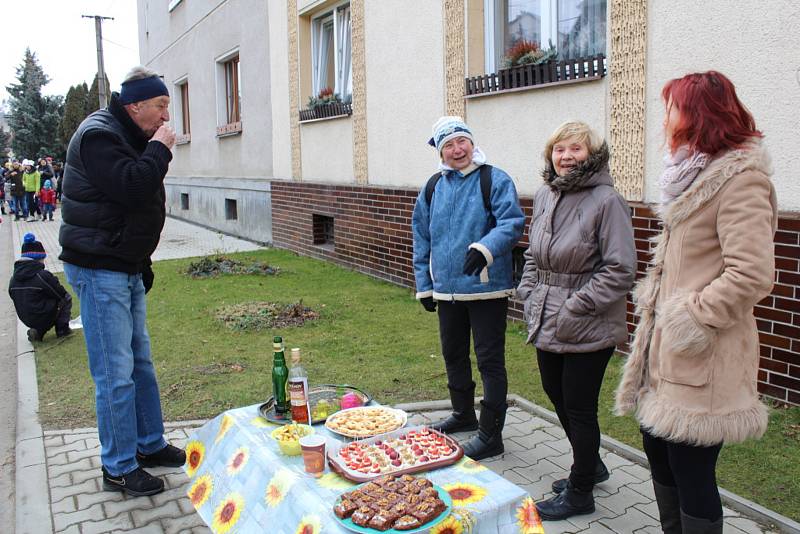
[552,458,610,493]
[461,401,505,460]
[680,511,723,534]
[536,481,595,520]
[430,383,479,433]
[652,480,682,534]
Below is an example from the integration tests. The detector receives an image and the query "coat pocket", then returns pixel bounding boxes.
[554,303,601,344]
[657,326,715,386]
[656,292,716,387]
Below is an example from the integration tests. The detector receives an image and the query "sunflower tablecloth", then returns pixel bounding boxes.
[184,404,544,534]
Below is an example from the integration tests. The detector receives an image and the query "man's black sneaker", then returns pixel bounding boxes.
[102,466,164,496]
[56,327,73,338]
[136,444,186,468]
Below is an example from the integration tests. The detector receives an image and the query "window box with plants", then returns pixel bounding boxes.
[299,88,352,122]
[465,40,607,97]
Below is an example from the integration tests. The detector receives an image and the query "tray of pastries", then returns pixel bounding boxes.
[327,426,463,482]
[325,406,407,439]
[332,474,452,533]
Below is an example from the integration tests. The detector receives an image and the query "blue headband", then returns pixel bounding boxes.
[118,76,169,105]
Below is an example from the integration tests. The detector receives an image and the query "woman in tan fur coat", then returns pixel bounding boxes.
[615,71,777,534]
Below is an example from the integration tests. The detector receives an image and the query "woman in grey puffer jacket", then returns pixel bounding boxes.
[517,121,636,521]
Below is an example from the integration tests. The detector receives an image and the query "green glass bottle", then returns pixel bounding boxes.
[271,336,289,416]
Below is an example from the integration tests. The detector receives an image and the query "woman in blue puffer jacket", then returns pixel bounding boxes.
[412,116,525,460]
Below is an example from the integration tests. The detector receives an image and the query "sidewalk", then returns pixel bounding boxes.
[10,214,799,533]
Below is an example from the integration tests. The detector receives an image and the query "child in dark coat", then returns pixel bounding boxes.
[9,233,72,341]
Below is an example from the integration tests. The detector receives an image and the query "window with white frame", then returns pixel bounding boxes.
[224,55,241,123]
[174,78,190,135]
[311,2,352,102]
[484,0,606,72]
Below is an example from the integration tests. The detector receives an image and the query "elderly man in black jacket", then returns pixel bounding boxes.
[60,66,180,497]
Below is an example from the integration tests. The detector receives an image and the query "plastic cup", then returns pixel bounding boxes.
[299,434,326,477]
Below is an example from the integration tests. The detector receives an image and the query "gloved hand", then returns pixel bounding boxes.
[420,296,437,312]
[463,249,487,276]
[142,265,155,294]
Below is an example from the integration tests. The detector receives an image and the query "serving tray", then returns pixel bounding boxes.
[327,426,464,483]
[258,384,372,425]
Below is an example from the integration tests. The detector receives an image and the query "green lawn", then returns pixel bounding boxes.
[35,249,800,520]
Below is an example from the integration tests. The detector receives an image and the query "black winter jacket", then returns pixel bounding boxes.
[9,259,69,331]
[59,93,172,273]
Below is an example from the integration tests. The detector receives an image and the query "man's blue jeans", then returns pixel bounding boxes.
[64,263,167,476]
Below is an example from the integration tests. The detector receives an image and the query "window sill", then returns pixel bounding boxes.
[176,133,191,145]
[216,122,242,138]
[299,102,352,123]
[465,55,606,99]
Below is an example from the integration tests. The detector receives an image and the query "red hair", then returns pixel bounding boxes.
[662,71,762,155]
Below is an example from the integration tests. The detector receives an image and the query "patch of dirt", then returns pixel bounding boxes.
[185,255,280,278]
[214,301,320,331]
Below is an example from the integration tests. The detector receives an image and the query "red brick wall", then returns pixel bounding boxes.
[270,181,800,405]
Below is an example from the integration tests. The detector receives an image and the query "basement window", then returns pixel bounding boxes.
[225,198,238,220]
[313,214,335,247]
[181,193,189,210]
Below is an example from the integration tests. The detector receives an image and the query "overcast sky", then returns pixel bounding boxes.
[0,0,140,106]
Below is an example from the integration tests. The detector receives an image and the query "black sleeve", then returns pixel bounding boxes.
[37,270,68,300]
[80,132,173,208]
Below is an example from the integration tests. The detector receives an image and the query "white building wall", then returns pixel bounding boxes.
[466,79,609,197]
[364,0,445,188]
[644,0,800,210]
[300,119,354,182]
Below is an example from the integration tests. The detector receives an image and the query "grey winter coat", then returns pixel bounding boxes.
[517,145,636,353]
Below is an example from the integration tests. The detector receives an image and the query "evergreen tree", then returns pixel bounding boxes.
[59,82,90,148]
[87,74,111,112]
[0,128,10,161]
[6,48,64,159]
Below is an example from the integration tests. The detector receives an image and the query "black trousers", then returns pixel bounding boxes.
[537,346,614,492]
[437,298,508,412]
[642,430,723,521]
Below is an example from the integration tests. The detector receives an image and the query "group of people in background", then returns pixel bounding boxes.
[0,157,63,222]
[413,70,776,534]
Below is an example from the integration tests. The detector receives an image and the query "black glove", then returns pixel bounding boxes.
[142,265,155,294]
[463,249,487,276]
[420,296,437,312]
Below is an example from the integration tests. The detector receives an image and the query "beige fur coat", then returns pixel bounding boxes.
[615,141,777,446]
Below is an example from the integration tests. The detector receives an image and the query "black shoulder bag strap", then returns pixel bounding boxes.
[425,165,494,228]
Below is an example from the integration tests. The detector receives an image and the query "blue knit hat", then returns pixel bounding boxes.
[21,233,46,260]
[428,116,474,154]
[44,180,52,188]
[118,75,169,105]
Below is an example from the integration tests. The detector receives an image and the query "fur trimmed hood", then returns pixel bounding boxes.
[543,142,612,192]
[660,140,772,228]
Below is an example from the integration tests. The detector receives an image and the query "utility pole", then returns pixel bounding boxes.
[82,15,114,109]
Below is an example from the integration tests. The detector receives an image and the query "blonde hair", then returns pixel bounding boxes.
[543,121,604,165]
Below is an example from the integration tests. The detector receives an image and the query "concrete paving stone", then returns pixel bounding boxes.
[164,471,190,490]
[524,473,565,502]
[90,455,103,468]
[131,500,182,528]
[508,429,560,450]
[162,512,208,534]
[110,523,165,534]
[512,442,564,465]
[600,451,636,471]
[51,477,100,503]
[61,432,98,446]
[604,467,646,492]
[85,437,101,450]
[595,485,651,515]
[48,473,72,488]
[542,425,568,440]
[164,428,187,441]
[540,518,581,533]
[81,512,135,534]
[178,496,197,515]
[545,450,576,471]
[626,479,655,500]
[67,447,103,463]
[499,468,535,487]
[45,434,65,447]
[48,451,69,466]
[47,439,91,458]
[49,457,93,478]
[72,468,103,485]
[726,516,772,534]
[598,506,660,533]
[478,451,530,474]
[632,525,663,534]
[51,496,77,515]
[564,501,620,531]
[18,436,47,468]
[543,436,572,454]
[53,502,105,531]
[504,409,525,424]
[103,495,155,519]
[56,525,81,534]
[618,462,653,482]
[191,527,213,534]
[501,422,533,438]
[76,489,125,511]
[633,500,661,522]
[150,484,191,507]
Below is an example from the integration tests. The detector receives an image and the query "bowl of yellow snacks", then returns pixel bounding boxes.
[271,423,315,456]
